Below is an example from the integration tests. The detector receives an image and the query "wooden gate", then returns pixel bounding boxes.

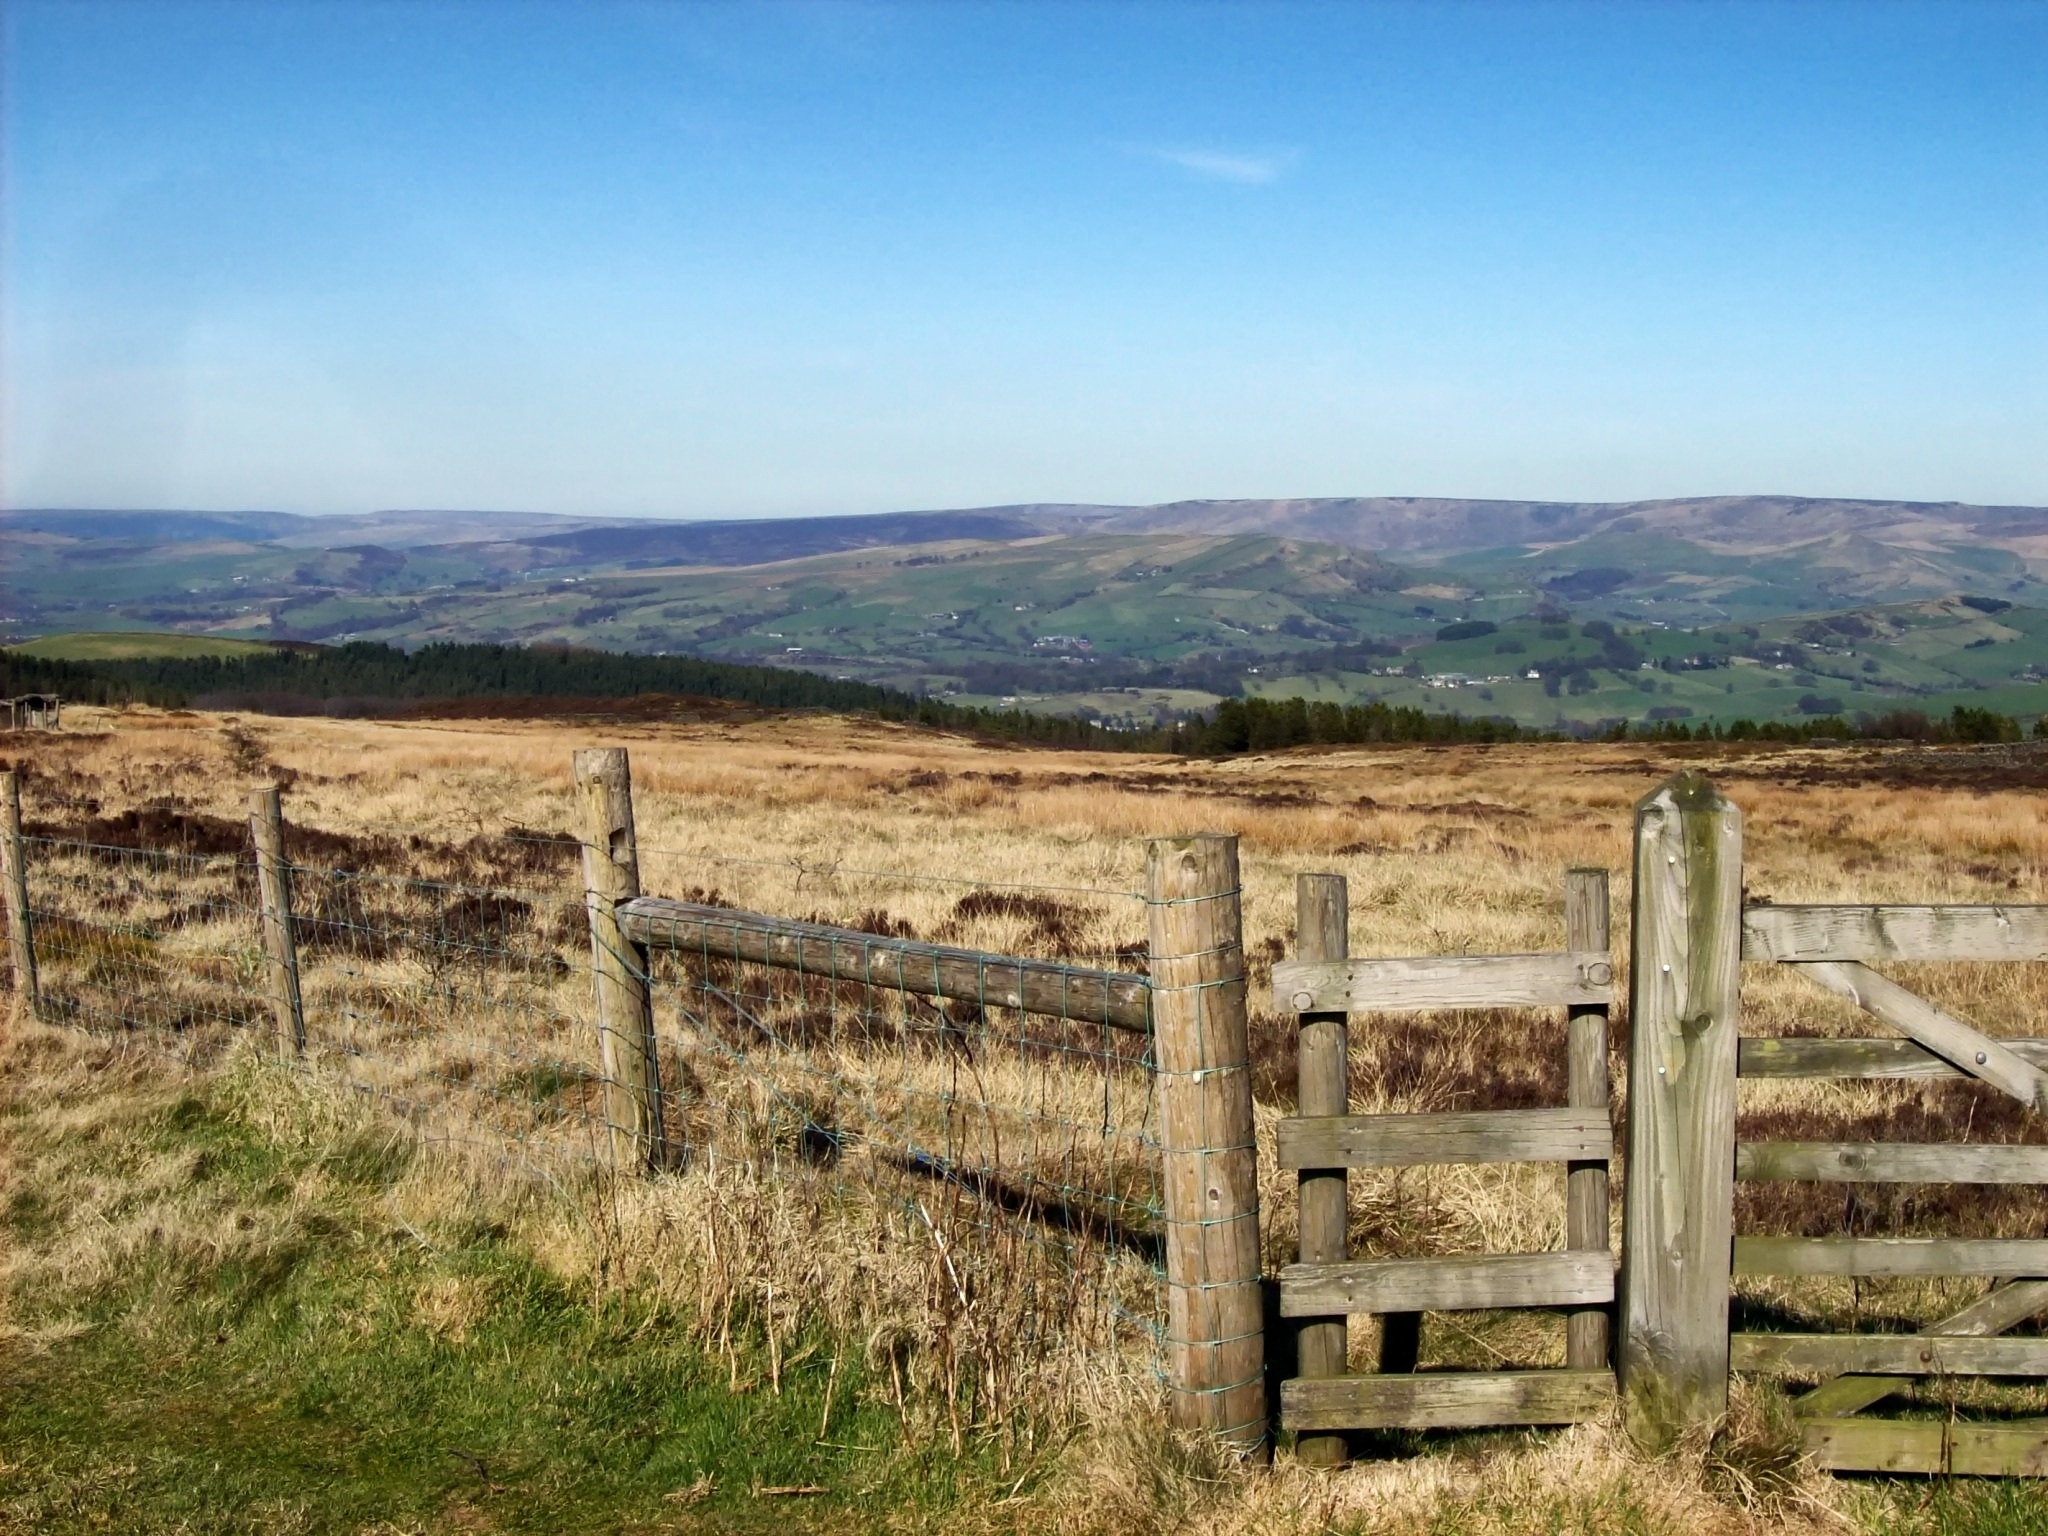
[1267,868,1618,1462]
[1732,899,2048,1474]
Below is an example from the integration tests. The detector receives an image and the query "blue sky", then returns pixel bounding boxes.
[4,1,2044,518]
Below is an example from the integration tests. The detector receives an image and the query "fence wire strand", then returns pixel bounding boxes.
[11,824,1169,1390]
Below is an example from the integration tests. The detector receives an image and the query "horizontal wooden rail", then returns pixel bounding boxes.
[1735,1238,2048,1278]
[1733,1334,2048,1377]
[1279,1251,1615,1316]
[1276,1107,1610,1171]
[1739,1036,2048,1079]
[1282,1370,1614,1431]
[619,897,1151,1032]
[1738,1142,2048,1184]
[1743,904,2048,963]
[1787,959,2047,1107]
[1795,1280,2048,1419]
[1805,1419,2048,1476]
[1271,951,1612,1015]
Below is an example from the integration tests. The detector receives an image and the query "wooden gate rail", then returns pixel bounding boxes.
[619,896,1151,1031]
[1730,884,2048,1474]
[1268,869,1617,1457]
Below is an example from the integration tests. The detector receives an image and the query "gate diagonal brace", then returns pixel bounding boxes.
[1790,1280,2048,1419]
[1787,959,2048,1111]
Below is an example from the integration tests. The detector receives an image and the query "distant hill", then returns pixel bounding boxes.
[7,494,2045,731]
[1086,494,2048,555]
[0,507,619,549]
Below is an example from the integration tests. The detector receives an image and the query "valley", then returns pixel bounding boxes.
[6,497,2047,730]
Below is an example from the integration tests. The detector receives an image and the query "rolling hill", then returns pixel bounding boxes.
[6,496,2046,728]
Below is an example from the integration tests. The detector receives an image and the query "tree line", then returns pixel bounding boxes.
[4,639,2038,756]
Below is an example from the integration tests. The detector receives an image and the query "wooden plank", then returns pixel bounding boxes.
[622,897,1151,1032]
[1279,1252,1615,1316]
[248,785,306,1058]
[1618,773,1743,1448]
[1796,1279,2048,1418]
[1737,1142,2048,1184]
[1,770,38,1017]
[1736,1238,2048,1278]
[1282,1370,1614,1432]
[1789,959,2048,1110]
[1276,1107,1610,1171]
[1565,868,1613,1374]
[575,749,667,1176]
[1270,951,1612,1016]
[1804,1418,2048,1476]
[1292,872,1350,1468]
[1733,1334,2048,1377]
[1744,904,2048,963]
[1146,834,1266,1454]
[1739,1035,2048,1080]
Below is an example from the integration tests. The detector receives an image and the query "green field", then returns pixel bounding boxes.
[8,516,2048,730]
[9,630,286,661]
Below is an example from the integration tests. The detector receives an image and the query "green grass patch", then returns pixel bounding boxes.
[0,1057,1009,1535]
[9,629,287,661]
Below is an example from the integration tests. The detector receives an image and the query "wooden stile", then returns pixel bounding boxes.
[1147,834,1267,1455]
[1564,868,1612,1374]
[1271,951,1611,1015]
[574,749,667,1176]
[1292,873,1350,1467]
[248,784,305,1057]
[1743,904,2048,964]
[1282,1370,1613,1432]
[1279,1252,1615,1316]
[1275,1107,1609,1170]
[1,770,37,1016]
[1618,772,1742,1449]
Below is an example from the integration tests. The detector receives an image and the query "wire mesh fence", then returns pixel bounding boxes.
[632,895,1167,1364]
[4,782,1175,1403]
[21,836,268,1059]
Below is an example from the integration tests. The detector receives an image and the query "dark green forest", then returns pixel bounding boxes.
[3,640,2037,757]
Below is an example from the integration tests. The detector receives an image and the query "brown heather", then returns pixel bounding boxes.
[6,705,2048,1533]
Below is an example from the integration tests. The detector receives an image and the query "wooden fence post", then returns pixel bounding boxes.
[1147,833,1267,1457]
[249,785,306,1057]
[2,770,38,1018]
[1619,774,1742,1448]
[1292,872,1350,1467]
[1564,867,1612,1373]
[574,748,667,1175]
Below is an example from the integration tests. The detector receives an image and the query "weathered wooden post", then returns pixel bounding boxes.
[1619,774,1742,1448]
[574,747,667,1175]
[1564,867,1612,1373]
[1147,833,1267,1456]
[1291,872,1350,1466]
[2,770,39,1017]
[249,785,306,1057]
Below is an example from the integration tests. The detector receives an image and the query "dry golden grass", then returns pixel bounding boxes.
[8,704,2048,1532]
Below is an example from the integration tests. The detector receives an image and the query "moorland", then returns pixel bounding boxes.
[6,705,2048,1533]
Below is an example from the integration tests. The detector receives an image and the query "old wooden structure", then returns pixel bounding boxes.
[1,694,61,731]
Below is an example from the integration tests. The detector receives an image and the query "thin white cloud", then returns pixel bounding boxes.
[1141,146,1298,185]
